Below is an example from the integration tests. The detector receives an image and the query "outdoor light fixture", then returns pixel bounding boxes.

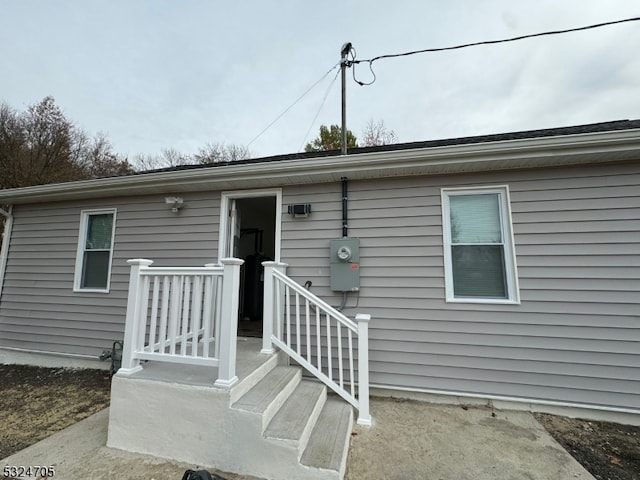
[165,196,184,213]
[288,204,311,218]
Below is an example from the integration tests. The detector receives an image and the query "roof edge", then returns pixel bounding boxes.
[2,125,640,204]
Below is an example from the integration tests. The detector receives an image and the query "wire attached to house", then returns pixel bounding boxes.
[350,16,640,86]
[298,67,341,152]
[246,62,341,148]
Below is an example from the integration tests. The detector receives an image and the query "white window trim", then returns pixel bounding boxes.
[441,185,520,304]
[73,208,117,293]
[218,188,282,263]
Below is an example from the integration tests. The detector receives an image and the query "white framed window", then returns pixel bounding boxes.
[74,209,117,293]
[441,186,519,304]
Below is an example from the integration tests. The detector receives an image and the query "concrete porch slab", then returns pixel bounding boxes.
[124,337,269,387]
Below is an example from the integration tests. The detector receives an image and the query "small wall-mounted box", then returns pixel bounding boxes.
[330,238,360,292]
[288,204,312,217]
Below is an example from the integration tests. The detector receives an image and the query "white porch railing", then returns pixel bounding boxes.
[262,261,371,426]
[119,258,244,388]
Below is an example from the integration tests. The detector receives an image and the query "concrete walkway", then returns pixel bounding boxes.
[1,398,595,480]
[346,397,594,480]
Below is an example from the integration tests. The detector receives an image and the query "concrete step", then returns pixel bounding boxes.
[232,365,301,430]
[230,346,285,404]
[110,336,355,480]
[264,380,327,450]
[301,398,354,477]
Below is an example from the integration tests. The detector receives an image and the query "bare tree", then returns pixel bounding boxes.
[0,97,133,237]
[193,142,251,164]
[361,119,398,147]
[133,148,193,171]
[0,97,131,189]
[0,103,25,189]
[133,142,252,171]
[83,133,134,178]
[0,97,83,188]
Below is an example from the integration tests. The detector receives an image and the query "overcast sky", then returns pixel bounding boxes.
[1,1,639,160]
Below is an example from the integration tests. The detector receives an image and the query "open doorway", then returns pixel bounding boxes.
[220,191,281,337]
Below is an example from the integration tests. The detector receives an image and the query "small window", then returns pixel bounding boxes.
[441,187,519,303]
[74,209,116,292]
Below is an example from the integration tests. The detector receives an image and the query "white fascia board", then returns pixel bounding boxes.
[0,205,14,302]
[1,128,639,205]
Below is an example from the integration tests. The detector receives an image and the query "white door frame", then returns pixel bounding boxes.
[218,188,282,263]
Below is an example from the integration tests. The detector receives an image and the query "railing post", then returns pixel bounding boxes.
[214,257,244,388]
[261,261,288,354]
[119,258,154,375]
[355,313,372,426]
[261,262,277,354]
[204,262,222,357]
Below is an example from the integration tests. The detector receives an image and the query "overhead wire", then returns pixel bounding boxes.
[247,17,639,149]
[350,16,640,86]
[347,44,377,86]
[246,62,340,148]
[298,67,342,152]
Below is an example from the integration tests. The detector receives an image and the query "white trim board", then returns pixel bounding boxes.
[0,346,109,370]
[73,208,118,293]
[0,205,14,303]
[440,185,520,304]
[218,188,282,263]
[370,385,640,426]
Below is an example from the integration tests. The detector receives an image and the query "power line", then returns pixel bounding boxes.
[246,63,340,148]
[298,67,341,152]
[351,16,640,85]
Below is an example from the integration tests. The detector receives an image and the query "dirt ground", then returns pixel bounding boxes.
[534,412,640,480]
[1,365,639,480]
[0,364,111,460]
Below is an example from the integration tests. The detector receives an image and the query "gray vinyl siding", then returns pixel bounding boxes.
[281,161,640,411]
[0,192,220,356]
[1,159,638,412]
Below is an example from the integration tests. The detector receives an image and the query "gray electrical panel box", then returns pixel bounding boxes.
[330,238,360,291]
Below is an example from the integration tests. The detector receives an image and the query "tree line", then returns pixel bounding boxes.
[1,96,399,190]
[0,96,261,190]
[0,96,132,190]
[0,96,398,234]
[304,120,397,152]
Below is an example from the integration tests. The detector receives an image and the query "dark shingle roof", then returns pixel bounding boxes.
[128,119,640,177]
